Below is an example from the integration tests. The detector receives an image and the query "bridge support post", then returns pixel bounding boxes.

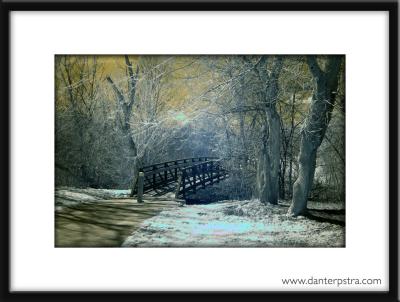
[174,161,178,180]
[175,170,187,203]
[175,173,182,199]
[152,166,156,187]
[201,164,206,188]
[137,172,144,203]
[164,162,168,184]
[210,161,214,185]
[192,167,197,193]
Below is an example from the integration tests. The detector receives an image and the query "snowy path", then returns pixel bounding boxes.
[55,188,180,247]
[122,200,345,247]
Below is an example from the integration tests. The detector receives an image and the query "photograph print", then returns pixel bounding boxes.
[55,55,345,248]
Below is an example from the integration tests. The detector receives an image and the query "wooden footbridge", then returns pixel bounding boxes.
[133,157,229,202]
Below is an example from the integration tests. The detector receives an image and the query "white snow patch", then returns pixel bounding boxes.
[55,190,99,202]
[55,187,131,205]
[122,200,344,247]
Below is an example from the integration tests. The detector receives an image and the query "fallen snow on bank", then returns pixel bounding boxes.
[122,200,344,247]
[55,187,131,205]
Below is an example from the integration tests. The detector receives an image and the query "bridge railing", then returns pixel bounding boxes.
[138,157,218,193]
[174,159,229,199]
[140,157,217,174]
[134,157,228,202]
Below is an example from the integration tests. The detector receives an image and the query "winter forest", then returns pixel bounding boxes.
[55,55,345,247]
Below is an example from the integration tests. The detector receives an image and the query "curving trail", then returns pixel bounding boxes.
[55,188,180,247]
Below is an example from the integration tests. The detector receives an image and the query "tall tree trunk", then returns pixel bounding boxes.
[288,92,296,198]
[256,126,272,202]
[280,152,287,199]
[237,77,246,153]
[288,147,293,198]
[130,155,143,196]
[255,56,283,205]
[266,108,280,204]
[288,56,342,216]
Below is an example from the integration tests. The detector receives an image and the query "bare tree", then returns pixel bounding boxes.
[288,55,343,216]
[106,56,141,195]
[55,56,103,186]
[106,56,198,193]
[255,56,284,205]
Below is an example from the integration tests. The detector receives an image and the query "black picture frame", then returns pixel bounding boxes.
[2,0,398,300]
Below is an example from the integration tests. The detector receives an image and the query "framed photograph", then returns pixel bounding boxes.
[4,0,398,299]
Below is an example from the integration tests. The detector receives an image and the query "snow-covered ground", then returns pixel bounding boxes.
[122,199,345,247]
[55,187,131,204]
[54,187,344,248]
